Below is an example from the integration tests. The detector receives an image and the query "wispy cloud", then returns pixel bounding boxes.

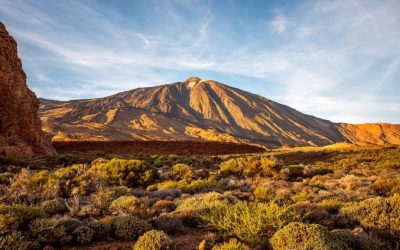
[269,13,289,34]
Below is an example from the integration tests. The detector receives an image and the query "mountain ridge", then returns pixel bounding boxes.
[39,77,400,147]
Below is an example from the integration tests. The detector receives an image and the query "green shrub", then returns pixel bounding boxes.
[181,178,224,194]
[87,220,111,241]
[41,198,68,215]
[153,213,186,235]
[279,165,304,180]
[270,222,342,250]
[46,164,105,197]
[0,231,40,250]
[0,204,45,235]
[0,172,13,185]
[133,230,174,250]
[92,158,158,187]
[290,190,313,202]
[340,194,400,231]
[201,201,296,246]
[171,164,193,180]
[176,192,237,212]
[219,157,277,178]
[372,178,400,196]
[111,215,152,241]
[212,239,250,250]
[253,186,275,201]
[73,226,95,245]
[330,229,387,250]
[317,199,344,214]
[109,195,146,216]
[29,218,82,245]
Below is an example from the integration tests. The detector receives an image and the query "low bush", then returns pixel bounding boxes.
[153,213,186,234]
[0,231,41,250]
[219,157,278,178]
[111,215,152,241]
[133,230,175,250]
[201,201,296,246]
[279,165,304,180]
[176,192,237,212]
[0,204,45,235]
[29,218,83,245]
[87,220,111,241]
[270,222,343,250]
[171,164,193,181]
[317,199,344,214]
[212,239,250,250]
[109,195,146,216]
[290,190,314,202]
[372,178,400,196]
[41,198,68,215]
[73,226,95,245]
[340,194,400,231]
[92,158,158,187]
[253,186,275,202]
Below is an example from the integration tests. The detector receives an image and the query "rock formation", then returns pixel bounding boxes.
[0,22,54,157]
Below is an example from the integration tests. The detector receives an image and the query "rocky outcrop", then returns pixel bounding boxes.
[0,22,54,157]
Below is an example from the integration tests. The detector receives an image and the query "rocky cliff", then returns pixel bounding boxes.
[0,22,54,157]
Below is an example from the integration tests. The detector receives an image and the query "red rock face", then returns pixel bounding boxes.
[0,22,54,157]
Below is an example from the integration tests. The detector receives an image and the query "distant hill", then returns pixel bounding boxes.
[39,76,400,147]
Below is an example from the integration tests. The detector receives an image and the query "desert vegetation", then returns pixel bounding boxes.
[0,144,399,249]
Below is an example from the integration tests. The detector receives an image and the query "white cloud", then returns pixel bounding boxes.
[269,13,289,34]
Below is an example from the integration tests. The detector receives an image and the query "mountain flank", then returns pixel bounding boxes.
[39,77,400,147]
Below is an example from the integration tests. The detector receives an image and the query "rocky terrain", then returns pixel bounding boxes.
[0,22,54,157]
[40,77,400,147]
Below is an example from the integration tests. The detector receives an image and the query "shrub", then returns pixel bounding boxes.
[0,204,45,235]
[171,164,193,180]
[88,220,111,241]
[219,158,247,177]
[279,165,304,180]
[253,186,275,201]
[372,178,400,196]
[340,194,400,231]
[92,158,158,187]
[290,190,313,202]
[212,239,250,250]
[182,178,224,194]
[0,231,41,250]
[30,218,84,245]
[176,192,237,212]
[109,195,146,216]
[331,229,387,250]
[73,226,95,245]
[153,200,176,213]
[46,164,105,197]
[41,198,68,215]
[270,222,342,250]
[0,172,13,185]
[317,199,344,214]
[153,213,186,234]
[6,169,51,203]
[201,201,296,246]
[111,215,152,241]
[133,230,175,250]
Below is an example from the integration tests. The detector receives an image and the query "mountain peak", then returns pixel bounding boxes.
[184,76,202,83]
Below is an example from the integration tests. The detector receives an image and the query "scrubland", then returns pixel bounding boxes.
[0,145,399,249]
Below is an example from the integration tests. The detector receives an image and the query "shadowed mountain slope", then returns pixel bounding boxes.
[39,77,400,147]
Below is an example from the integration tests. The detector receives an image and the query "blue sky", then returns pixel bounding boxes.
[1,0,399,123]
